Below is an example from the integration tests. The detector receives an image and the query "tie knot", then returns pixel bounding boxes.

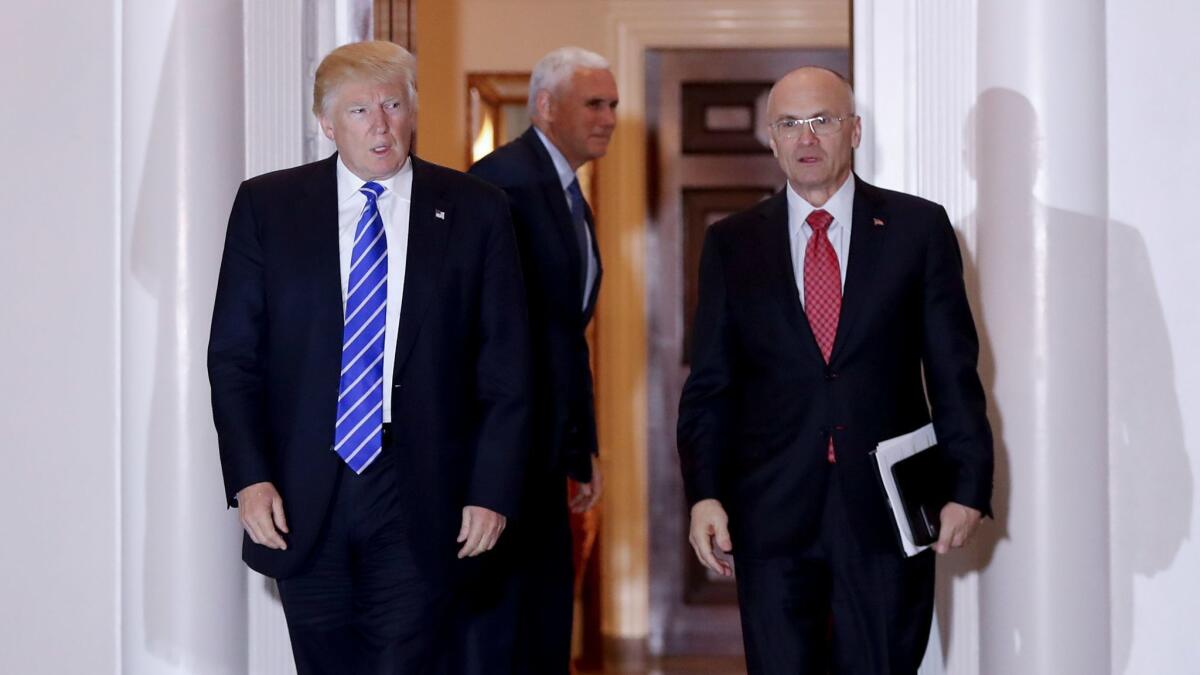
[567,177,583,199]
[806,209,834,232]
[360,182,384,201]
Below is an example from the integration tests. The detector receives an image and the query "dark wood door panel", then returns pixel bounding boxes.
[680,187,775,364]
[646,48,850,657]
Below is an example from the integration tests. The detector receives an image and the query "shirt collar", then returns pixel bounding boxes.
[335,154,412,206]
[533,126,577,191]
[786,174,856,233]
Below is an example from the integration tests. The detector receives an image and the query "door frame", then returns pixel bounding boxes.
[594,0,851,656]
[644,46,851,656]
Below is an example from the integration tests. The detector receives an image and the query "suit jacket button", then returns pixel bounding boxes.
[393,383,402,390]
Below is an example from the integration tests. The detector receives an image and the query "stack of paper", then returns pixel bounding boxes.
[872,423,946,557]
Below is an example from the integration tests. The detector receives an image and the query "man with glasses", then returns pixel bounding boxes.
[678,67,993,673]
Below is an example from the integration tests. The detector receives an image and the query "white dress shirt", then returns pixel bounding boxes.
[787,176,856,307]
[336,155,413,423]
[534,127,598,310]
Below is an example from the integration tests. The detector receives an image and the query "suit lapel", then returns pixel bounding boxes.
[299,154,345,335]
[521,128,586,306]
[829,176,885,364]
[760,192,827,365]
[392,156,452,378]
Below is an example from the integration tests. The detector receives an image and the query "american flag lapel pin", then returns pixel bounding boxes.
[872,217,885,227]
[435,209,445,220]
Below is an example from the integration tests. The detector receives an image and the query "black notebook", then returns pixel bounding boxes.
[872,423,944,556]
[890,447,951,547]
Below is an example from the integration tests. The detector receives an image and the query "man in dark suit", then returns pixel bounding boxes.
[458,47,617,674]
[208,41,530,674]
[678,67,993,674]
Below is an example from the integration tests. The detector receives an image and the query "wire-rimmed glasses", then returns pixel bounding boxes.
[769,114,856,139]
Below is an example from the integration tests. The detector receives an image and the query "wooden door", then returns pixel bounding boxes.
[645,48,850,657]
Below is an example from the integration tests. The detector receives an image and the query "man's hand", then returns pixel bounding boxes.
[237,481,289,550]
[569,456,604,514]
[457,505,507,558]
[689,499,734,577]
[933,502,983,554]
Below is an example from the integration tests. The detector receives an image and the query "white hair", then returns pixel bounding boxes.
[527,46,611,117]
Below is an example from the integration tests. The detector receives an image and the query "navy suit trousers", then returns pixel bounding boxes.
[277,445,448,675]
[735,467,935,675]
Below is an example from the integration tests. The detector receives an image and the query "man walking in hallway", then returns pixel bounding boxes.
[459,46,618,674]
[677,67,993,674]
[208,41,530,674]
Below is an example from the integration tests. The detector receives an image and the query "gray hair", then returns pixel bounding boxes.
[527,46,611,117]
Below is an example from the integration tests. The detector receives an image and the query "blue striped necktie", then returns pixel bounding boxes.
[334,181,387,473]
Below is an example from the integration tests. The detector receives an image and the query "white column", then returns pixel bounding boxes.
[242,3,305,673]
[121,1,248,672]
[854,1,982,673]
[974,1,1109,673]
[245,1,306,176]
[0,1,121,671]
[858,1,1110,671]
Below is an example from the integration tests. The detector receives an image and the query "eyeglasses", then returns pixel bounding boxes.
[769,114,856,139]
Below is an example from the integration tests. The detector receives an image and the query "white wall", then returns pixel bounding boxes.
[0,1,248,673]
[860,0,1200,672]
[0,2,122,672]
[120,1,247,673]
[1106,1,1200,672]
[4,2,1198,673]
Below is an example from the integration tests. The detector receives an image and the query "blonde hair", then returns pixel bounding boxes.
[312,41,417,117]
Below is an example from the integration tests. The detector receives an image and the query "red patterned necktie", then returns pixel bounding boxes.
[803,208,840,462]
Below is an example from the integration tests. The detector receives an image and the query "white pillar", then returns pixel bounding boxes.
[121,1,248,672]
[242,2,306,672]
[0,1,121,671]
[855,1,983,672]
[974,1,1109,673]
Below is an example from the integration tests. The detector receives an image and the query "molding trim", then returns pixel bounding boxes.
[855,1,983,673]
[598,0,849,640]
[244,0,305,177]
[242,2,305,673]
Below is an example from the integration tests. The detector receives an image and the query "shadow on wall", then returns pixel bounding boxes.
[130,10,186,663]
[923,87,1017,670]
[1107,201,1192,672]
[936,87,1191,673]
[128,2,247,671]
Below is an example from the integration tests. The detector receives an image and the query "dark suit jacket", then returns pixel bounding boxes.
[469,127,602,482]
[208,154,531,581]
[678,176,992,556]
